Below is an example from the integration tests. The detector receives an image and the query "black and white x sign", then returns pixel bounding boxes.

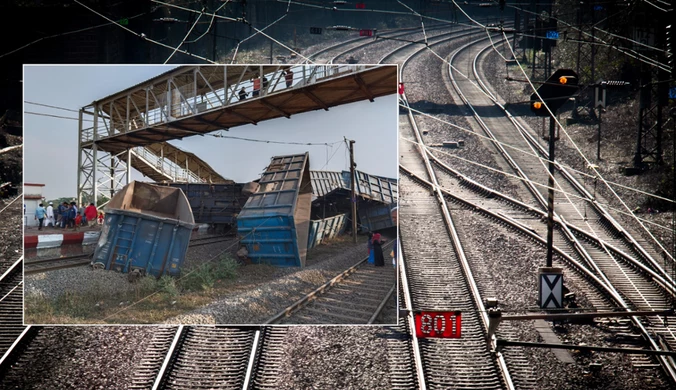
[540,273,563,309]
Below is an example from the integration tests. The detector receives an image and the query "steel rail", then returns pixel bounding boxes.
[427,152,676,297]
[472,40,675,286]
[459,39,676,382]
[396,227,427,390]
[151,326,185,390]
[326,25,456,64]
[385,22,517,389]
[399,64,516,390]
[264,240,395,324]
[242,329,262,390]
[300,24,452,65]
[0,326,34,372]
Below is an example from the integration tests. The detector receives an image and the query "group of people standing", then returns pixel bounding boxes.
[34,201,101,231]
[238,68,295,101]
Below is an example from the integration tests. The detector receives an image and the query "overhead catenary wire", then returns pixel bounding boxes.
[183,1,231,44]
[400,135,673,233]
[401,86,674,206]
[210,131,343,146]
[498,30,675,262]
[396,5,676,257]
[156,1,311,64]
[74,0,217,64]
[0,11,148,60]
[164,6,206,63]
[274,0,490,31]
[398,3,676,257]
[505,2,673,71]
[25,111,94,122]
[24,101,80,113]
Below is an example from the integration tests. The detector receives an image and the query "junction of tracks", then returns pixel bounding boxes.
[3,7,676,390]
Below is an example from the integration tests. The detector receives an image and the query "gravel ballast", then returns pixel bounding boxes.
[0,326,157,390]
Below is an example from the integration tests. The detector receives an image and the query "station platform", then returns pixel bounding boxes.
[24,223,210,249]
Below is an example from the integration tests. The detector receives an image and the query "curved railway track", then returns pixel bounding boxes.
[387,27,518,389]
[438,35,676,382]
[265,240,396,325]
[6,17,675,389]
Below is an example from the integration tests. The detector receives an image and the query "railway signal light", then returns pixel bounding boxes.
[356,2,366,8]
[530,69,579,117]
[359,29,373,37]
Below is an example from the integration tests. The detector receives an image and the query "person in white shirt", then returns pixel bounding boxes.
[45,202,55,227]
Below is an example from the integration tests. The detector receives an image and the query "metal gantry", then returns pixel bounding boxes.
[76,64,397,205]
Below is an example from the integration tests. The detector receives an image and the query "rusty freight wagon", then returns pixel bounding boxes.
[91,181,195,279]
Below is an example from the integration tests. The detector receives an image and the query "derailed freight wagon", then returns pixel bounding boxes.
[309,169,398,233]
[91,181,195,279]
[307,212,349,249]
[237,153,312,267]
[167,182,258,234]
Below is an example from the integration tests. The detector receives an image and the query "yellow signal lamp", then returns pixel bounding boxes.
[533,101,543,109]
[559,76,568,84]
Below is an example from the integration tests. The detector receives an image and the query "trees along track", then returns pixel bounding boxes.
[264,240,396,325]
[439,34,676,382]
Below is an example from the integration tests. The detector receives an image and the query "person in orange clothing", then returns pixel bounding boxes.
[85,202,98,227]
[252,73,261,97]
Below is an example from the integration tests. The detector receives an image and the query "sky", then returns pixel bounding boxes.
[23,65,397,201]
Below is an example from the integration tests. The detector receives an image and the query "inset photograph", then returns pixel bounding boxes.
[23,64,398,325]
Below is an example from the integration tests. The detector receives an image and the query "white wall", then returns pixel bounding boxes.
[24,199,39,227]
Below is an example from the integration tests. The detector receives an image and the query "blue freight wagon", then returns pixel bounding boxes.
[307,213,349,249]
[358,202,397,232]
[237,153,312,267]
[166,182,258,233]
[91,181,195,279]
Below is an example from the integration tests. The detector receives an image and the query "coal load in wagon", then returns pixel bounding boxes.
[91,181,195,279]
[237,153,312,267]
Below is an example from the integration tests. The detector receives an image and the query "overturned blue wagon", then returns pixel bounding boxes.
[91,181,195,279]
[237,153,312,267]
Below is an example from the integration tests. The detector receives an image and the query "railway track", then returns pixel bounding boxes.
[265,240,396,325]
[129,326,258,389]
[23,235,236,275]
[0,257,29,379]
[387,27,517,389]
[8,14,674,388]
[441,36,676,382]
[24,253,92,275]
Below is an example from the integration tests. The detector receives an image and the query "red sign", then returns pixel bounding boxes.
[359,29,373,37]
[414,311,462,338]
[356,3,366,8]
[398,83,405,95]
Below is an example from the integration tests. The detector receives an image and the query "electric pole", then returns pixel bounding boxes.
[347,138,357,243]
